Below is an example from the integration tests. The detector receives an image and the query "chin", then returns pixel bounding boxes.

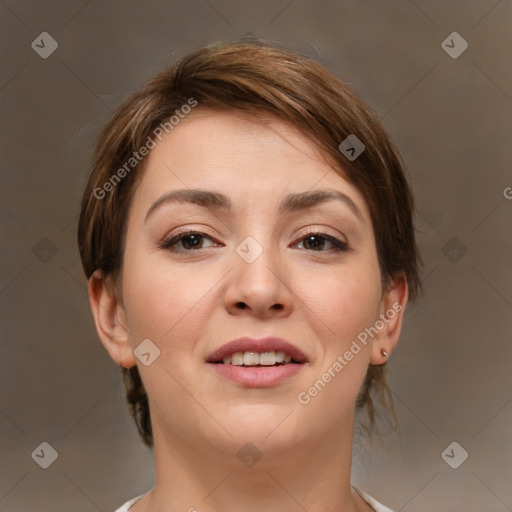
[219,404,307,449]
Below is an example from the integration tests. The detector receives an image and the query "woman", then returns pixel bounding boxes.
[78,40,422,512]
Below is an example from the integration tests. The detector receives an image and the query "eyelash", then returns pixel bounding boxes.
[160,230,349,254]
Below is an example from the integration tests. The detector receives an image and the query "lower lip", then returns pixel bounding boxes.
[207,363,304,388]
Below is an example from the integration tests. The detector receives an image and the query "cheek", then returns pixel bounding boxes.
[297,256,382,343]
[332,275,380,337]
[120,250,215,346]
[295,265,381,423]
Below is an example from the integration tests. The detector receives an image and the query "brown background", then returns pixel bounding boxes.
[1,1,511,510]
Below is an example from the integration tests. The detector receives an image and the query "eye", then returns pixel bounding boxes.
[160,230,347,253]
[294,232,348,252]
[160,231,220,252]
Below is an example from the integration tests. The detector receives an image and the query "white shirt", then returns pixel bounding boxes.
[115,486,394,512]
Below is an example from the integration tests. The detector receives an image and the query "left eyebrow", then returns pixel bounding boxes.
[144,188,365,224]
[279,189,365,224]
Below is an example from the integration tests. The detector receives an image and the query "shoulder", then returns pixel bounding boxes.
[352,486,395,512]
[114,493,146,512]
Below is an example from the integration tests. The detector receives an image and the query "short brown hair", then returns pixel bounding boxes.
[78,39,423,448]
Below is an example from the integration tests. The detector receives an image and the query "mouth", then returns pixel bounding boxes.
[206,337,308,365]
[211,350,302,366]
[206,338,308,388]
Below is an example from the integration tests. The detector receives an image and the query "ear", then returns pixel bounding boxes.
[87,270,136,368]
[369,272,409,365]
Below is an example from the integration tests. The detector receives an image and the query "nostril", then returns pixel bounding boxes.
[234,302,283,311]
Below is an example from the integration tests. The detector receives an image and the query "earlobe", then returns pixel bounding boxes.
[87,270,136,368]
[370,273,409,365]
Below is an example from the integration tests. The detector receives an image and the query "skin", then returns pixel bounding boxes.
[88,111,408,512]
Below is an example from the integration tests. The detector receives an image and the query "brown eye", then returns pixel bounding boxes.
[161,231,219,252]
[295,233,348,252]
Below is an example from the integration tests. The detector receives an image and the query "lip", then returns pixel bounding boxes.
[205,337,309,364]
[206,337,308,388]
[209,363,303,388]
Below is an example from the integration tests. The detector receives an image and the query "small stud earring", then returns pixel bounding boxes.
[381,349,389,358]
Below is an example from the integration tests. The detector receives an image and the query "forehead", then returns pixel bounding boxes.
[147,110,326,171]
[132,110,371,220]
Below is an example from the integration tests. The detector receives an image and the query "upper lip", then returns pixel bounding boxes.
[206,337,309,363]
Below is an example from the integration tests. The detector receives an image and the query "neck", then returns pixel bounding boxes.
[138,412,370,512]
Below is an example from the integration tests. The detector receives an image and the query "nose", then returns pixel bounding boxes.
[223,243,293,318]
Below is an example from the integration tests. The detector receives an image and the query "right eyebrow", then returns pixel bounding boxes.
[145,189,232,223]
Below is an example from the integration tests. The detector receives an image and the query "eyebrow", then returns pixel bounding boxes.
[145,188,364,223]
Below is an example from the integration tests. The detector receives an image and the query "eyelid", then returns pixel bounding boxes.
[158,225,350,252]
[291,228,350,252]
[159,227,223,249]
[293,226,348,244]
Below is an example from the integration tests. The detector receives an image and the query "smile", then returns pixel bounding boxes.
[215,350,296,366]
[206,337,308,387]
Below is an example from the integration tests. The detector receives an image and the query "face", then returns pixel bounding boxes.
[109,111,400,460]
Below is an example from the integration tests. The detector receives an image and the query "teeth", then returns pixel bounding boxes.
[243,351,260,366]
[259,351,276,366]
[231,353,244,365]
[221,350,294,366]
